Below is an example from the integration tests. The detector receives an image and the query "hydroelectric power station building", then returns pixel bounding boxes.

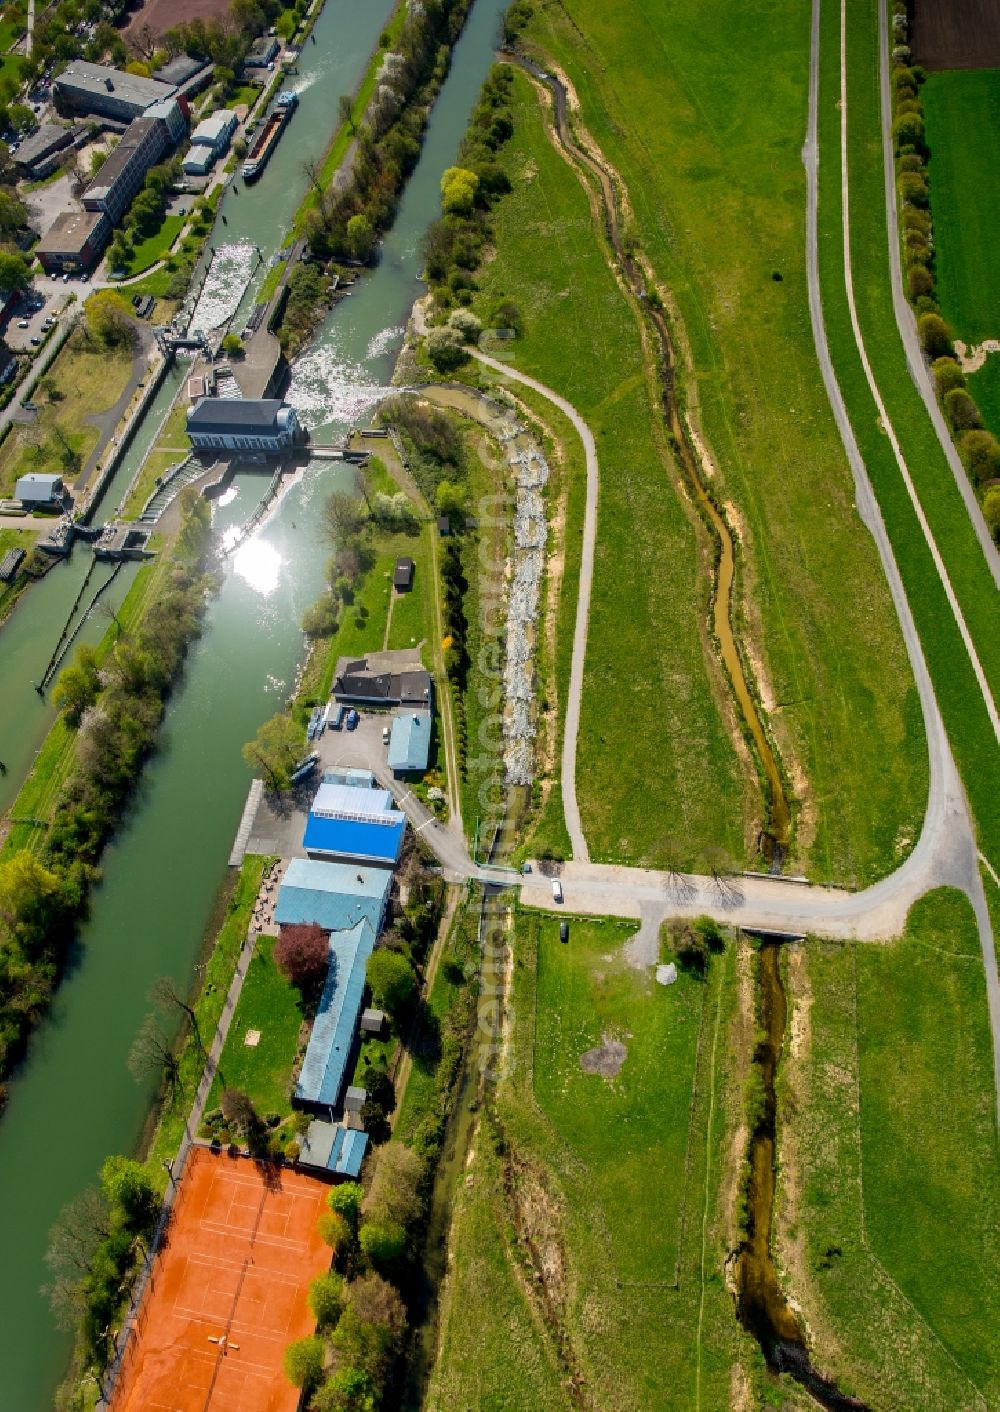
[185,398,303,455]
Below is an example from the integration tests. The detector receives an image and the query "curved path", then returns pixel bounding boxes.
[470,349,597,863]
[876,0,1000,589]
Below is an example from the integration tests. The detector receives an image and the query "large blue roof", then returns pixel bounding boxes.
[295,919,375,1108]
[388,710,432,771]
[303,813,405,863]
[275,857,390,934]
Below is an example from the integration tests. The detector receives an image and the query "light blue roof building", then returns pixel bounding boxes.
[295,918,375,1111]
[298,1121,369,1178]
[388,710,432,775]
[322,767,376,789]
[274,857,391,935]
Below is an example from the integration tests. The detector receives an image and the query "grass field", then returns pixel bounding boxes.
[122,400,191,520]
[203,936,304,1123]
[780,890,1000,1408]
[427,912,759,1410]
[0,332,134,498]
[492,7,927,884]
[812,0,1000,866]
[923,68,1000,344]
[114,215,186,279]
[0,524,37,619]
[474,72,751,871]
[967,355,1000,438]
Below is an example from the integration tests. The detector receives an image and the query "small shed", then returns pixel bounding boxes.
[360,1008,385,1035]
[15,473,64,509]
[437,515,450,536]
[344,1085,366,1114]
[393,556,414,592]
[388,710,432,775]
[0,547,24,582]
[298,1120,369,1178]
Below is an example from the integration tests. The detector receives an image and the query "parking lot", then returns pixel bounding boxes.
[4,291,58,351]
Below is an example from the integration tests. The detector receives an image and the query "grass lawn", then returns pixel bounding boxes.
[0,524,37,619]
[122,399,190,520]
[114,215,186,279]
[386,521,434,658]
[203,935,304,1124]
[966,354,1000,439]
[143,855,272,1182]
[782,890,1000,1408]
[923,68,1000,344]
[478,35,926,881]
[0,330,134,498]
[812,0,1000,864]
[428,912,755,1410]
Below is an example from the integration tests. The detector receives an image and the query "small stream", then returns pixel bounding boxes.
[735,938,871,1411]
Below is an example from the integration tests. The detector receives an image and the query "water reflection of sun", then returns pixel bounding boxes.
[231,537,282,596]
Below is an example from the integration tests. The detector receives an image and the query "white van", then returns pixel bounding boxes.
[551,879,563,903]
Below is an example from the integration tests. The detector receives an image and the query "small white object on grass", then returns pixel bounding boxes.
[656,963,678,986]
[244,1028,261,1047]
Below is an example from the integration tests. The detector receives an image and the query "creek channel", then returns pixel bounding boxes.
[0,0,505,1401]
[735,939,870,1411]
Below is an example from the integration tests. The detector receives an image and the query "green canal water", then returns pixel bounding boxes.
[0,0,503,1403]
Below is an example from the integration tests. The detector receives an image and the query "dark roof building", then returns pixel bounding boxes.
[332,657,433,707]
[186,398,303,454]
[53,61,176,122]
[35,208,110,273]
[153,53,208,88]
[245,35,280,66]
[82,116,168,223]
[13,123,74,179]
[393,556,414,591]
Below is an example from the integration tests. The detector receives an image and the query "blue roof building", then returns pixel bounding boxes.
[295,919,375,1111]
[275,857,391,935]
[388,710,432,775]
[303,782,405,865]
[298,1121,369,1178]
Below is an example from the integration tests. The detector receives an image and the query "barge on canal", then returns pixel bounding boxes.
[242,89,298,181]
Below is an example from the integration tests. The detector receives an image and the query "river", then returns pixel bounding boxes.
[0,0,504,1403]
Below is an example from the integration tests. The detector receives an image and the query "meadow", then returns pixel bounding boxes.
[923,67,1000,344]
[812,0,1000,861]
[500,1,927,885]
[780,890,1000,1409]
[427,912,758,1410]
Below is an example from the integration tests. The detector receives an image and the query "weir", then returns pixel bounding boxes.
[0,0,506,1402]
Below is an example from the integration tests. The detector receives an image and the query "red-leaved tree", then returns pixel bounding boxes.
[275,923,330,994]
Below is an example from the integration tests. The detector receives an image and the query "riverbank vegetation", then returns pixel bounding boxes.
[426,909,756,1409]
[779,890,1000,1409]
[0,489,214,1094]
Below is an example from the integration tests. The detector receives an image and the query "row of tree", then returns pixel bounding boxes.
[0,490,215,1095]
[891,8,1000,538]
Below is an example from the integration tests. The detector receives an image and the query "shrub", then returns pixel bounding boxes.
[899,170,929,207]
[918,312,954,359]
[892,112,925,152]
[959,430,1000,485]
[425,325,468,372]
[932,358,965,395]
[984,484,1000,537]
[274,922,330,993]
[908,264,933,299]
[283,1335,324,1392]
[944,386,981,431]
[359,1219,407,1265]
[308,1270,345,1329]
[328,1181,364,1227]
[317,1208,351,1250]
[447,307,481,343]
[366,949,416,1019]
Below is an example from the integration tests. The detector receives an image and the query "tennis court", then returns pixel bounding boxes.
[110,1147,331,1412]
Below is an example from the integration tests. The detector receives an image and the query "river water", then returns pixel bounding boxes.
[0,0,504,1403]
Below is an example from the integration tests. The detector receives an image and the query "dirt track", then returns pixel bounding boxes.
[122,0,232,43]
[911,0,1000,70]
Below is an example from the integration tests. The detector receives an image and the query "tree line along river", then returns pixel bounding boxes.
[0,0,504,1401]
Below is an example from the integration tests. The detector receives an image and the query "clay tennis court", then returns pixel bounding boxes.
[110,1148,331,1412]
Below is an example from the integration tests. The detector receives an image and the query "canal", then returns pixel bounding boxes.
[0,0,503,1403]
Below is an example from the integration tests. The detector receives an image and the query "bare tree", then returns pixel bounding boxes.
[660,833,695,902]
[702,844,743,908]
[338,93,355,133]
[43,1187,111,1328]
[151,976,207,1059]
[128,1014,181,1097]
[321,489,368,545]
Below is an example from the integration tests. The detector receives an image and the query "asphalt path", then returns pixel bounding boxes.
[876,0,1000,589]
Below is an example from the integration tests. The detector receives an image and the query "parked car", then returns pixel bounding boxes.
[16,318,28,328]
[381,724,390,744]
[551,879,563,903]
[346,709,359,730]
[29,335,40,345]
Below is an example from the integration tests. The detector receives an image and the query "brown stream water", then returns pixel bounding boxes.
[736,939,871,1410]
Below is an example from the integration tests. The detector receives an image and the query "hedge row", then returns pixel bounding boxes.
[891,5,1000,538]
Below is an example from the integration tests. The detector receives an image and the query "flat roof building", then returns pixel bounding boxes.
[322,767,376,789]
[181,145,214,176]
[16,473,64,507]
[245,35,280,66]
[35,208,110,273]
[83,115,168,223]
[274,856,392,936]
[298,1121,369,1177]
[303,782,406,865]
[186,398,303,454]
[13,123,74,178]
[53,61,176,122]
[388,710,432,775]
[294,918,376,1112]
[153,53,208,88]
[190,108,237,152]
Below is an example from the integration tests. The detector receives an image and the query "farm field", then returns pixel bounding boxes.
[506,2,926,885]
[780,890,1000,1409]
[427,914,762,1410]
[923,68,1000,344]
[813,0,1000,862]
[911,0,1000,71]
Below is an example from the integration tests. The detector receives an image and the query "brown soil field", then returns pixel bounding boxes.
[911,0,1000,70]
[123,0,232,43]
